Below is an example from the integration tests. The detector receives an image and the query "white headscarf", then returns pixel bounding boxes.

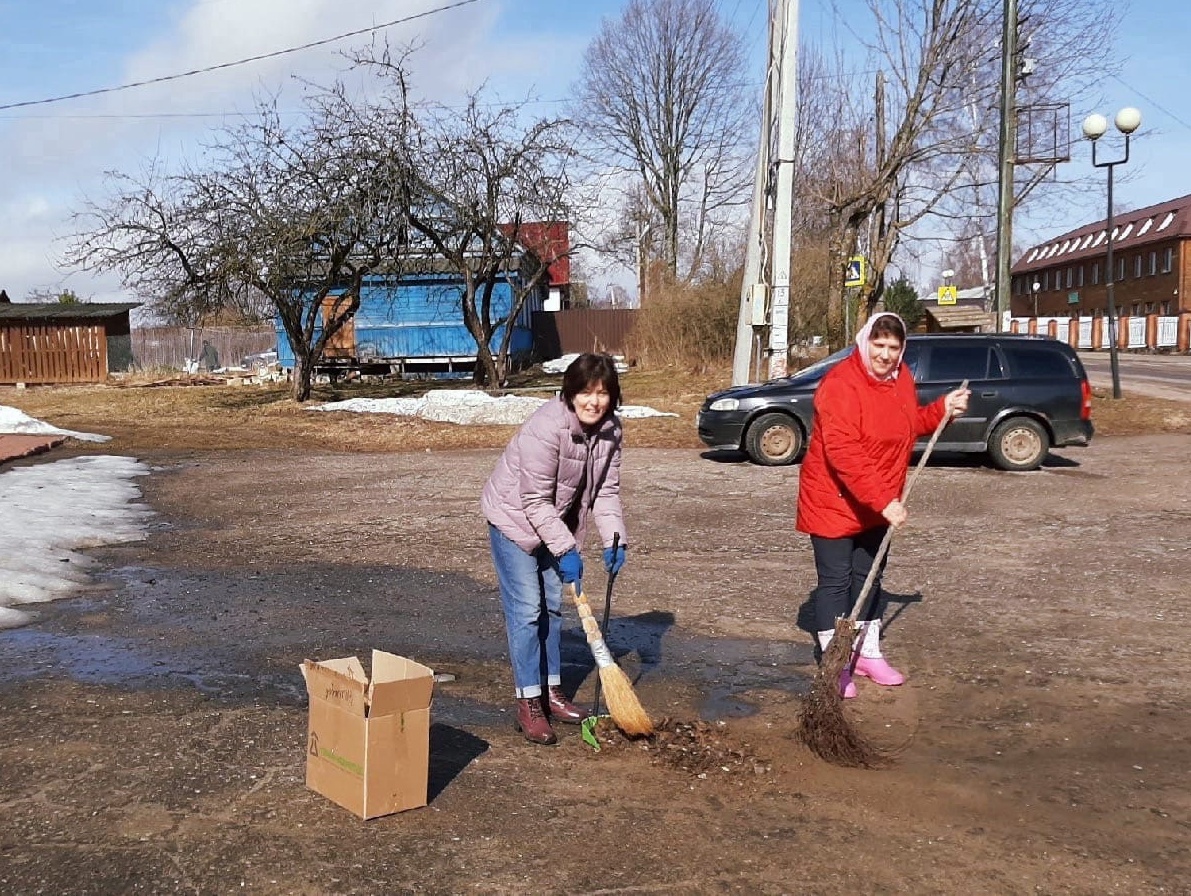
[854,311,907,382]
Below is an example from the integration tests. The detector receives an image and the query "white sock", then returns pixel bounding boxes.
[858,619,883,659]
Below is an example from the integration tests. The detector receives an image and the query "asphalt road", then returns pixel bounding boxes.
[1077,349,1191,401]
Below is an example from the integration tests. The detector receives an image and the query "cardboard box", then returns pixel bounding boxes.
[299,650,434,819]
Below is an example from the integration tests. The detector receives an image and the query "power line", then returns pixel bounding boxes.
[1108,74,1191,133]
[0,97,573,123]
[0,0,483,113]
[0,111,273,121]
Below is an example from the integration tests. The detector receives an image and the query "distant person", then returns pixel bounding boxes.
[480,353,629,745]
[796,312,969,698]
[198,340,220,372]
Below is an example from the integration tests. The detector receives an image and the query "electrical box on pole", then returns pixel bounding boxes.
[748,284,768,326]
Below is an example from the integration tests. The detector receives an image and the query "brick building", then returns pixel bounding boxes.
[1010,193,1191,320]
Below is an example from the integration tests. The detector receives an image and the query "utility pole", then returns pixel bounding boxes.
[767,0,800,380]
[730,24,775,386]
[731,0,799,384]
[993,0,1019,331]
[636,221,652,307]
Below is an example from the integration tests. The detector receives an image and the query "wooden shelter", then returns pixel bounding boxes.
[924,305,997,333]
[0,300,140,384]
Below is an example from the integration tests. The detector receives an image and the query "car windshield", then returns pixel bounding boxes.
[788,346,852,381]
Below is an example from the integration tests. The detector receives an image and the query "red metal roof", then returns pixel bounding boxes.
[500,222,570,287]
[1011,193,1191,274]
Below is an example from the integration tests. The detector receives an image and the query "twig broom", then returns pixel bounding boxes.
[565,580,653,737]
[799,382,966,767]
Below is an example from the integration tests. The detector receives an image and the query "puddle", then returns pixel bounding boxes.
[1,562,817,723]
[0,629,306,703]
[561,610,813,720]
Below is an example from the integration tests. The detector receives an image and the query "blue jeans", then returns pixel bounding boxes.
[810,527,889,632]
[488,524,564,699]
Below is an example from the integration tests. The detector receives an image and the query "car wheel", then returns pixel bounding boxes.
[744,412,804,466]
[988,416,1049,471]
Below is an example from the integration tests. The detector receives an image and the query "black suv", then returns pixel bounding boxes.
[697,334,1094,471]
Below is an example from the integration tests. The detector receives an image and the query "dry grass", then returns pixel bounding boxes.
[1089,387,1191,435]
[0,365,729,455]
[1,369,1183,457]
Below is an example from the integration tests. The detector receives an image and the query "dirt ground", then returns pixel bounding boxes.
[3,368,1191,895]
[2,415,1190,895]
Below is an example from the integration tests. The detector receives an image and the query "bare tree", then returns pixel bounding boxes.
[348,47,578,386]
[408,104,575,387]
[793,0,994,342]
[786,0,1119,344]
[933,0,1123,306]
[70,44,576,396]
[68,89,411,401]
[575,0,754,281]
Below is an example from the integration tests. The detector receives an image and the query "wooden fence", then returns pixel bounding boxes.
[0,322,106,384]
[131,325,278,370]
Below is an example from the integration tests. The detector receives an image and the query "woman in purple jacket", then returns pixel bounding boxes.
[481,353,629,745]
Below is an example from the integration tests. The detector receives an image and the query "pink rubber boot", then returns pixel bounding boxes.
[839,669,858,699]
[851,620,905,686]
[852,655,905,686]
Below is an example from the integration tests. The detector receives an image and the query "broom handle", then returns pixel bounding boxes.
[564,583,616,668]
[592,532,620,716]
[846,380,967,625]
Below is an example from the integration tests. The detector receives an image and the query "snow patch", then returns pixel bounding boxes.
[0,456,152,629]
[309,390,677,425]
[541,353,629,374]
[0,405,111,442]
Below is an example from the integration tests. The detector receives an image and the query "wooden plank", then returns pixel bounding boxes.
[95,325,107,379]
[0,321,108,384]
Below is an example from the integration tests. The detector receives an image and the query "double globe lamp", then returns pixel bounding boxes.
[1080,106,1141,400]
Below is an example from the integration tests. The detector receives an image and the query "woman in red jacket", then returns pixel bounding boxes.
[796,312,969,698]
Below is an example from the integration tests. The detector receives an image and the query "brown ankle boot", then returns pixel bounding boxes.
[515,697,557,745]
[545,686,585,724]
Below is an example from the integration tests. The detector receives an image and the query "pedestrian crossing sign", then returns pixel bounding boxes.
[845,256,866,288]
[937,285,958,305]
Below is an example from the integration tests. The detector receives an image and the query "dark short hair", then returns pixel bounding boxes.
[561,353,622,412]
[869,315,906,344]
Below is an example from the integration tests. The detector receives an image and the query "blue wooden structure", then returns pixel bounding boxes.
[275,269,543,378]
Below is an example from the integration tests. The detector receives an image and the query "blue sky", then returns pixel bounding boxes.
[1064,1,1191,216]
[0,0,1186,302]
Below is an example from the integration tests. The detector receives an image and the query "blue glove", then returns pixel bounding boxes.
[603,543,627,575]
[557,548,583,584]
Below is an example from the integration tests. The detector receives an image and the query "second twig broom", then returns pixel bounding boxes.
[565,582,653,737]
[798,381,967,767]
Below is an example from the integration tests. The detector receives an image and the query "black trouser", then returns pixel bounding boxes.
[810,527,889,633]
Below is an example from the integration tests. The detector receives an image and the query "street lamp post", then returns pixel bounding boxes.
[1031,280,1040,318]
[1082,107,1141,400]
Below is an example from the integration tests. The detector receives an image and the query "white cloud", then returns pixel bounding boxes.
[0,0,513,302]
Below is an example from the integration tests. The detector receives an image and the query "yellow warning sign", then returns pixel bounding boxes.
[937,285,958,305]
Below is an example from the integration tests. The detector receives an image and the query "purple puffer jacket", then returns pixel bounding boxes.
[481,396,626,557]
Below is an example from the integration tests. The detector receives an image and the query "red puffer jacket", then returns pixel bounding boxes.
[796,350,946,538]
